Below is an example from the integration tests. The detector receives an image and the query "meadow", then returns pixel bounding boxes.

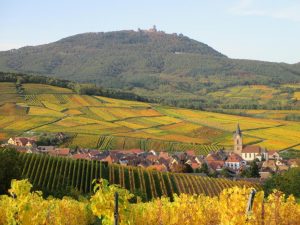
[0,82,299,152]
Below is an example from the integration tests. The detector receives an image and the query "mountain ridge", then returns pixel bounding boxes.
[0,29,299,108]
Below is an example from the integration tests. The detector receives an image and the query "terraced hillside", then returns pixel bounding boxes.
[20,153,261,200]
[0,82,300,151]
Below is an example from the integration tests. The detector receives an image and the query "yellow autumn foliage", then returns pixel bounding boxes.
[0,179,93,225]
[0,179,300,225]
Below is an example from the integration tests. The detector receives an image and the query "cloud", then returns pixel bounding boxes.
[230,0,300,22]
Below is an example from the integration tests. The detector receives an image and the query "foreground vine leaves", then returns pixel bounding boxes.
[0,179,299,225]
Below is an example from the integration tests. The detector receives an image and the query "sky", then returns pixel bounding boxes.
[0,0,299,64]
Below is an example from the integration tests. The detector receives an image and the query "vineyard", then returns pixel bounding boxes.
[20,153,261,200]
[68,135,220,154]
[1,179,299,225]
[0,82,300,151]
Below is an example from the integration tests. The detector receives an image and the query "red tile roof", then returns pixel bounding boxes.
[226,153,244,163]
[241,145,261,153]
[159,152,170,160]
[268,150,279,156]
[56,148,70,156]
[262,160,276,169]
[206,153,221,161]
[186,150,196,157]
[110,149,143,154]
[15,137,30,146]
[147,164,167,172]
[207,161,224,170]
[49,148,70,156]
[190,162,201,169]
[72,153,90,160]
[89,150,101,156]
[104,155,112,163]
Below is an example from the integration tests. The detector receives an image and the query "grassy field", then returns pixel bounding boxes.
[0,82,299,152]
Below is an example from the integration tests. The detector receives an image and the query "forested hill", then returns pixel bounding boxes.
[0,29,300,108]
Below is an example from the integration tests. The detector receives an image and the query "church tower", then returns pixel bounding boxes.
[233,123,243,155]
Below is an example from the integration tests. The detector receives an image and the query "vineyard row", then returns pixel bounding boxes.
[20,153,260,200]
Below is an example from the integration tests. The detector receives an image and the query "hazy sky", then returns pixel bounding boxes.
[1,0,299,63]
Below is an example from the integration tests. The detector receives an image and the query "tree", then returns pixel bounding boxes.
[0,147,23,194]
[241,161,260,178]
[263,167,300,198]
[198,163,209,175]
[170,163,193,173]
[220,168,232,178]
[249,160,260,177]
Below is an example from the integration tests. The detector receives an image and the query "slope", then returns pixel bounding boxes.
[20,152,261,200]
[0,30,299,110]
[0,81,300,151]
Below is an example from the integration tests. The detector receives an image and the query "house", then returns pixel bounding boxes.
[158,151,171,160]
[186,150,196,157]
[72,153,90,160]
[116,149,144,155]
[7,138,15,145]
[101,155,113,164]
[275,159,286,167]
[268,150,281,160]
[8,137,36,148]
[148,150,157,156]
[262,160,277,172]
[55,132,67,140]
[205,153,225,171]
[37,146,55,153]
[118,155,140,166]
[207,161,224,171]
[88,150,102,159]
[138,160,151,168]
[259,167,273,180]
[189,162,201,170]
[146,154,159,164]
[101,151,123,164]
[241,145,268,162]
[158,157,171,170]
[288,159,299,168]
[147,164,168,172]
[225,153,246,171]
[185,156,204,170]
[56,148,70,157]
[233,124,268,161]
[276,160,289,172]
[48,148,70,157]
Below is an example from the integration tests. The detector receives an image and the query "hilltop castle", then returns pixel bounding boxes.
[233,123,269,161]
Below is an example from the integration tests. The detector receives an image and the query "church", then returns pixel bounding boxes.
[233,123,269,162]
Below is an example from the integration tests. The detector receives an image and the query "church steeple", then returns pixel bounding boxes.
[234,123,243,155]
[235,123,242,137]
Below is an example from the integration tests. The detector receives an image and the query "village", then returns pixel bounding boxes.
[2,124,299,181]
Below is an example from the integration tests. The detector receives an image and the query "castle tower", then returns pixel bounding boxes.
[233,123,243,155]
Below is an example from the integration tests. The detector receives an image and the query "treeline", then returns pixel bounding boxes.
[0,72,149,102]
[1,71,299,112]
